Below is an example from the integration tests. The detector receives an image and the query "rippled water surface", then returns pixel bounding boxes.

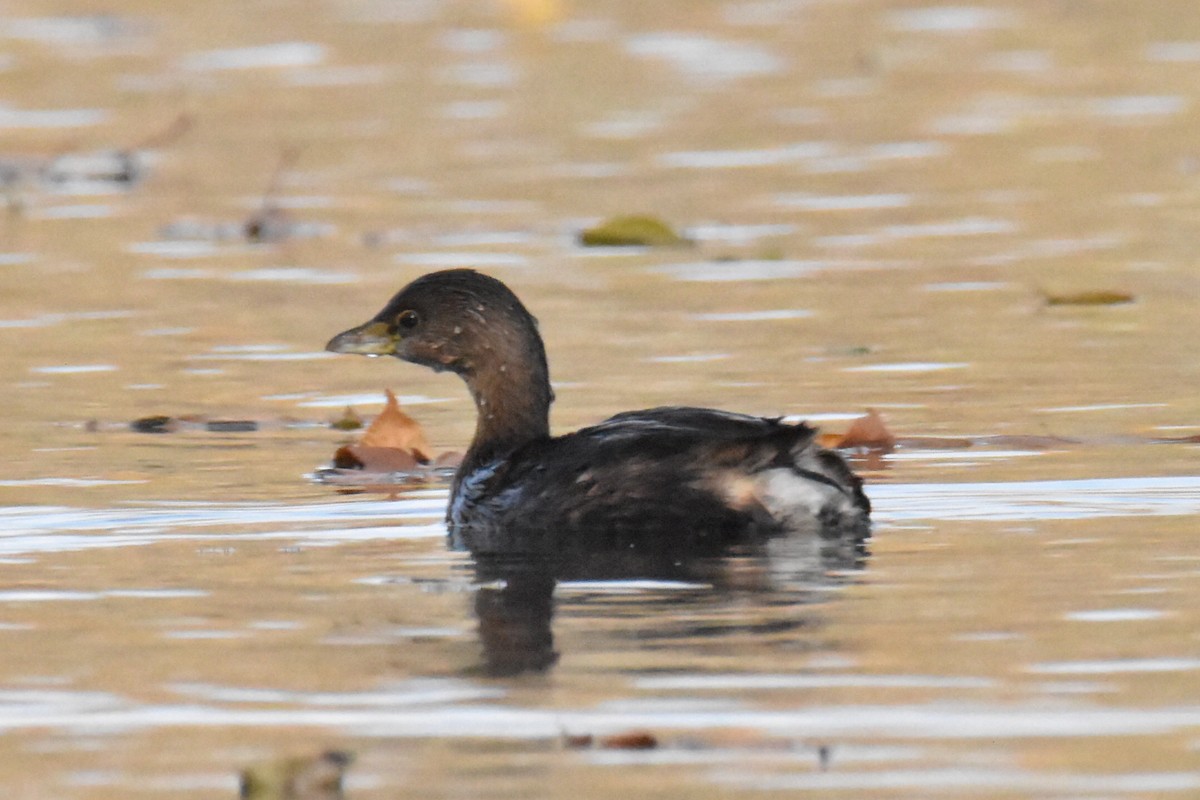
[2,1,1198,797]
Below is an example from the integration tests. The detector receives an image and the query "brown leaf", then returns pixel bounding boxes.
[333,445,422,474]
[332,445,363,470]
[598,731,658,750]
[358,389,433,462]
[816,432,843,449]
[836,409,895,450]
[561,732,594,749]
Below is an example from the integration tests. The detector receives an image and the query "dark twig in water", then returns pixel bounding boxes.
[244,146,303,242]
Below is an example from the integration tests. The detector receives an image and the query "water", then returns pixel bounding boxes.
[1,0,1198,797]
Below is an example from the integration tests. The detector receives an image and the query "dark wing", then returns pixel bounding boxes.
[580,407,865,508]
[580,406,793,440]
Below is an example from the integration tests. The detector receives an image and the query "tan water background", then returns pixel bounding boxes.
[1,1,1198,797]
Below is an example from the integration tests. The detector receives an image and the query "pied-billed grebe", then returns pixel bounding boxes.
[326,269,870,557]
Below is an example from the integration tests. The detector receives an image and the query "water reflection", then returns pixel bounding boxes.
[465,526,868,677]
[472,559,557,676]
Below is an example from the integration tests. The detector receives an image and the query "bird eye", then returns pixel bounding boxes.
[396,310,420,330]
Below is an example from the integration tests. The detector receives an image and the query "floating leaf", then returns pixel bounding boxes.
[130,415,176,434]
[330,407,362,431]
[333,444,422,473]
[599,731,659,750]
[358,389,433,462]
[816,431,843,449]
[830,345,873,357]
[240,750,353,800]
[323,390,436,478]
[561,732,594,749]
[562,730,658,750]
[578,215,689,247]
[1044,290,1135,306]
[824,409,895,451]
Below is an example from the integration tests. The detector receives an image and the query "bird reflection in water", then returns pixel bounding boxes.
[465,525,868,677]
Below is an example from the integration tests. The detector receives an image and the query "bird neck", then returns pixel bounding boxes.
[460,343,553,470]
